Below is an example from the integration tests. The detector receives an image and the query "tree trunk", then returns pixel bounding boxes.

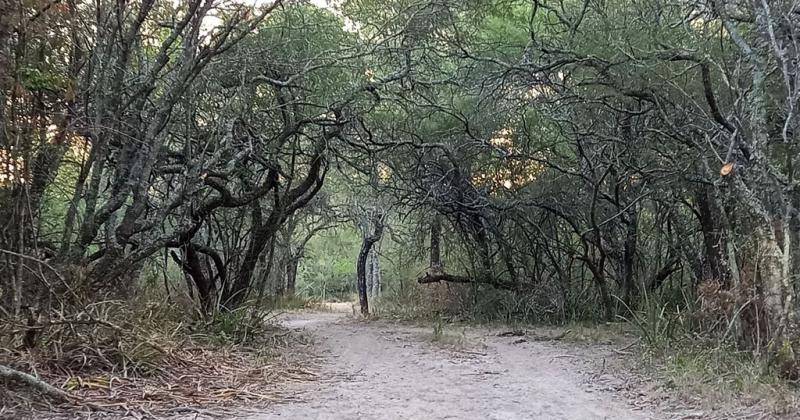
[0,0,11,168]
[695,187,730,286]
[357,215,384,316]
[365,247,374,297]
[274,247,287,296]
[171,243,219,313]
[583,241,613,321]
[369,246,381,298]
[225,201,273,307]
[286,254,299,297]
[756,221,791,338]
[594,266,613,321]
[430,216,443,273]
[357,242,373,316]
[621,204,639,307]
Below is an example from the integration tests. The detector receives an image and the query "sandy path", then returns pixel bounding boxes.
[247,309,655,420]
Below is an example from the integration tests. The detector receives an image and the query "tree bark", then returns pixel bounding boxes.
[621,204,639,307]
[369,246,381,298]
[365,247,374,297]
[286,253,300,297]
[695,187,730,286]
[757,222,789,338]
[0,0,13,149]
[357,215,383,316]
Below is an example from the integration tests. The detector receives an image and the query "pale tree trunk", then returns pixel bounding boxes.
[369,245,381,298]
[792,200,800,292]
[365,247,374,297]
[273,246,287,296]
[756,223,791,338]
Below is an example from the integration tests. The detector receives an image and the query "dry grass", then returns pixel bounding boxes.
[0,300,319,419]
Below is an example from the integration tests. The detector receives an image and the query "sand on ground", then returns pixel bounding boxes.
[247,306,655,420]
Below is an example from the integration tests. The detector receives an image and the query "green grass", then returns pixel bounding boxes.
[642,342,798,415]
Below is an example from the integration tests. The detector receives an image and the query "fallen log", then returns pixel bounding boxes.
[0,364,70,402]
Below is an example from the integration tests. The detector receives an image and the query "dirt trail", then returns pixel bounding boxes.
[248,307,657,420]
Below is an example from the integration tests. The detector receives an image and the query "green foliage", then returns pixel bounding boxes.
[39,146,84,242]
[473,3,531,59]
[202,308,268,345]
[618,295,688,347]
[647,343,796,414]
[17,67,66,92]
[227,3,359,105]
[296,228,361,300]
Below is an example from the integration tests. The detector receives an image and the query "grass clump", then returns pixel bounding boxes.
[616,295,800,417]
[426,316,468,349]
[0,295,316,418]
[644,343,798,416]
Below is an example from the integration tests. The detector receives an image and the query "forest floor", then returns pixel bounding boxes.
[237,305,700,420]
[10,304,794,419]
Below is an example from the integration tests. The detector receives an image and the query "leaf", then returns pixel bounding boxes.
[720,162,734,176]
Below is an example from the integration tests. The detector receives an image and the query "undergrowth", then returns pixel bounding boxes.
[639,342,798,416]
[619,295,800,416]
[0,293,315,418]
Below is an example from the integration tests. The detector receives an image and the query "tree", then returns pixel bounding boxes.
[3,0,799,376]
[355,208,385,315]
[343,0,799,356]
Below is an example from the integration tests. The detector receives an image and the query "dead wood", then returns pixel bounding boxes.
[0,364,70,402]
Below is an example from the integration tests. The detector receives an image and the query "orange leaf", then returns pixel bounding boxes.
[720,162,734,176]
